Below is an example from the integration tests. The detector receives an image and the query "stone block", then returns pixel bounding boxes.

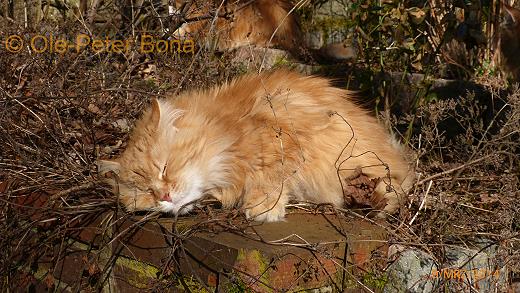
[31,211,389,292]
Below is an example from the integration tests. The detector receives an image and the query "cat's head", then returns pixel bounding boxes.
[97,98,204,215]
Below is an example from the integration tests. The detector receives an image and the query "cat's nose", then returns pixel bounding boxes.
[160,192,172,202]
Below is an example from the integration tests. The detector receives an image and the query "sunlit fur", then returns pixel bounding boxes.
[98,70,414,222]
[173,0,302,55]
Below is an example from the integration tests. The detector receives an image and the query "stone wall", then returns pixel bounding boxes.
[27,211,389,292]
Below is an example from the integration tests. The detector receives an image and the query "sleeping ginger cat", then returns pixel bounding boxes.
[98,70,414,222]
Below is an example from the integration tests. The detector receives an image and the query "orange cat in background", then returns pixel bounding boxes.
[98,70,414,222]
[173,0,302,54]
[172,0,356,62]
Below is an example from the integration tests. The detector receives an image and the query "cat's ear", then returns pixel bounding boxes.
[97,159,121,176]
[150,98,161,129]
[148,98,183,130]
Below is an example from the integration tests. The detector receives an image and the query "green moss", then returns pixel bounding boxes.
[115,257,160,289]
[236,249,268,276]
[362,271,388,291]
[175,276,212,292]
[313,17,352,32]
[236,249,271,292]
[225,275,253,293]
[272,55,292,68]
[301,16,352,44]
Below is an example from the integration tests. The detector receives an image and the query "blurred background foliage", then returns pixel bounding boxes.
[301,0,501,79]
[0,0,505,81]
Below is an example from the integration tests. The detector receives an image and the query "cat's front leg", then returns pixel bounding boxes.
[242,184,289,222]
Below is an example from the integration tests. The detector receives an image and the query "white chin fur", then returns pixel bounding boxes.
[157,201,194,214]
[156,165,204,215]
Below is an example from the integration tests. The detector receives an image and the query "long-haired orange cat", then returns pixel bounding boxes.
[98,70,414,221]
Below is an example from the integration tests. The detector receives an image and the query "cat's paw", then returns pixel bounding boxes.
[245,203,286,222]
[373,190,404,219]
[383,191,402,213]
[372,179,407,218]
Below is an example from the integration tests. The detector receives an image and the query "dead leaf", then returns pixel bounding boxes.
[88,103,101,114]
[343,171,379,207]
[407,7,426,24]
[44,273,55,289]
[479,193,499,206]
[88,263,99,276]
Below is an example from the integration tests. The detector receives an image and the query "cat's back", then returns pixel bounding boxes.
[168,70,372,135]
[214,70,351,113]
[172,70,339,112]
[230,70,373,127]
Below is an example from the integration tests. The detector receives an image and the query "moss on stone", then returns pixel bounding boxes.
[300,13,353,44]
[362,271,388,291]
[175,276,213,292]
[236,249,272,292]
[272,55,293,68]
[115,257,160,289]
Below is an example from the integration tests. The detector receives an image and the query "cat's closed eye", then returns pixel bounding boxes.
[152,162,168,176]
[132,170,146,178]
[162,163,168,176]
